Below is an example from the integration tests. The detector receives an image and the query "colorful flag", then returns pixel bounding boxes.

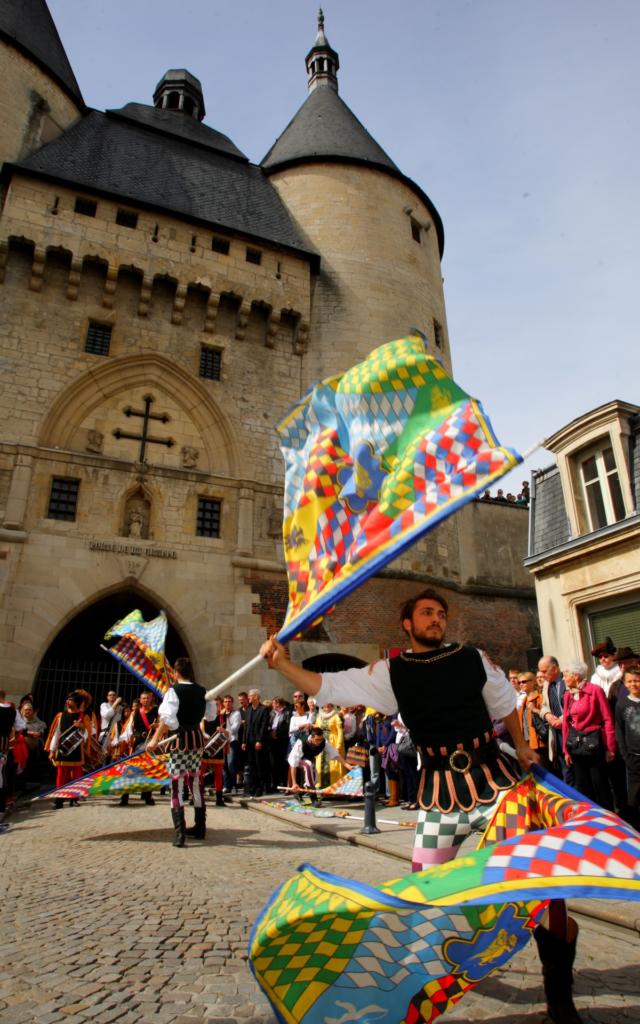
[103,609,176,698]
[40,749,169,802]
[249,769,640,1024]
[276,332,521,642]
[321,766,363,797]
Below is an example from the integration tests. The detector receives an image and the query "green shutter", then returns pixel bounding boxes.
[589,602,640,654]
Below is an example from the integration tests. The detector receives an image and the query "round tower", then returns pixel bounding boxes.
[0,0,84,167]
[262,10,450,385]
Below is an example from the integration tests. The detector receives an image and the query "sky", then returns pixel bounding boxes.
[47,0,639,493]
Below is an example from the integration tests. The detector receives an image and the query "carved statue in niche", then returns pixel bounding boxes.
[122,490,151,540]
[181,445,199,469]
[86,429,104,454]
[267,502,283,539]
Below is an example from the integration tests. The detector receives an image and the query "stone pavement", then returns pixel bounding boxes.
[1,793,639,1024]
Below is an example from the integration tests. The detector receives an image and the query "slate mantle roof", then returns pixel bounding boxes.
[261,85,445,257]
[111,103,247,161]
[8,106,318,263]
[0,0,83,107]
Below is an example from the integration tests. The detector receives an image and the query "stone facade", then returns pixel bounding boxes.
[0,5,538,708]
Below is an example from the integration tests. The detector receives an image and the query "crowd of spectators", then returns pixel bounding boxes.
[478,479,530,506]
[1,630,638,830]
[505,641,640,829]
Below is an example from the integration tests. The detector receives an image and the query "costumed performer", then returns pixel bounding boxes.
[117,690,158,806]
[45,690,93,808]
[147,656,216,847]
[0,690,17,822]
[288,725,353,792]
[261,588,583,1024]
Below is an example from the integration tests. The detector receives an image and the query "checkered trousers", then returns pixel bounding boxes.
[167,748,203,776]
[412,793,502,871]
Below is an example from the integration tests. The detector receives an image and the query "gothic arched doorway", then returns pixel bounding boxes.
[32,591,188,726]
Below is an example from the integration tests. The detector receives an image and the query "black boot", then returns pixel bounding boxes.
[533,920,583,1024]
[118,793,129,806]
[185,805,206,839]
[53,798,63,809]
[142,791,155,805]
[171,807,186,847]
[215,790,225,807]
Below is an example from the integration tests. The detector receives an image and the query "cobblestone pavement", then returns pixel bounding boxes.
[2,796,639,1023]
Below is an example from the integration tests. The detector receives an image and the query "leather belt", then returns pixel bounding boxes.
[419,741,499,773]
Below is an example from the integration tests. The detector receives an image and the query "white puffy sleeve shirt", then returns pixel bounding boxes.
[316,648,516,722]
[158,683,217,730]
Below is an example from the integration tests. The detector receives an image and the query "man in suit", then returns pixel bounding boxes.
[268,696,291,792]
[243,689,271,796]
[539,655,573,786]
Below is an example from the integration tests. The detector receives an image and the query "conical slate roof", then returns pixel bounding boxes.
[261,86,399,173]
[261,12,444,255]
[0,0,83,106]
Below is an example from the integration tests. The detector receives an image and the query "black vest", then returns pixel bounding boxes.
[389,644,492,750]
[0,703,16,752]
[133,706,158,741]
[302,736,325,760]
[173,683,206,731]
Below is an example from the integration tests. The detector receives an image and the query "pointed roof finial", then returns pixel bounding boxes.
[306,9,339,93]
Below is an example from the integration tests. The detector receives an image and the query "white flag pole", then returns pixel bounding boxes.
[204,652,265,701]
[521,439,546,460]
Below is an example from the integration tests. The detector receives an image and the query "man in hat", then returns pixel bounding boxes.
[261,588,584,1024]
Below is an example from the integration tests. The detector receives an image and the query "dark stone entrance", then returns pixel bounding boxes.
[32,591,188,727]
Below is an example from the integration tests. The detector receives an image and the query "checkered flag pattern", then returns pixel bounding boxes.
[44,750,170,801]
[250,768,640,1024]
[321,766,363,797]
[276,332,521,643]
[104,609,176,697]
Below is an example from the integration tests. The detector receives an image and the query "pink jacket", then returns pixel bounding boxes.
[562,681,616,755]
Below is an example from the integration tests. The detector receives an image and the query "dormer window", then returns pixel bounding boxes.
[578,442,626,531]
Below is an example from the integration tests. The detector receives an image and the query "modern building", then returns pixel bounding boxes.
[526,400,640,665]
[0,2,538,716]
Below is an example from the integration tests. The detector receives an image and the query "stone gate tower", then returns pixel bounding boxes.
[0,3,538,708]
[263,11,451,387]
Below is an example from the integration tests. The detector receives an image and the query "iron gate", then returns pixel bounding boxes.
[33,657,151,729]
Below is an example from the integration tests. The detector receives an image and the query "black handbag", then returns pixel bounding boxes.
[565,725,601,757]
[532,714,549,744]
[397,732,417,758]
